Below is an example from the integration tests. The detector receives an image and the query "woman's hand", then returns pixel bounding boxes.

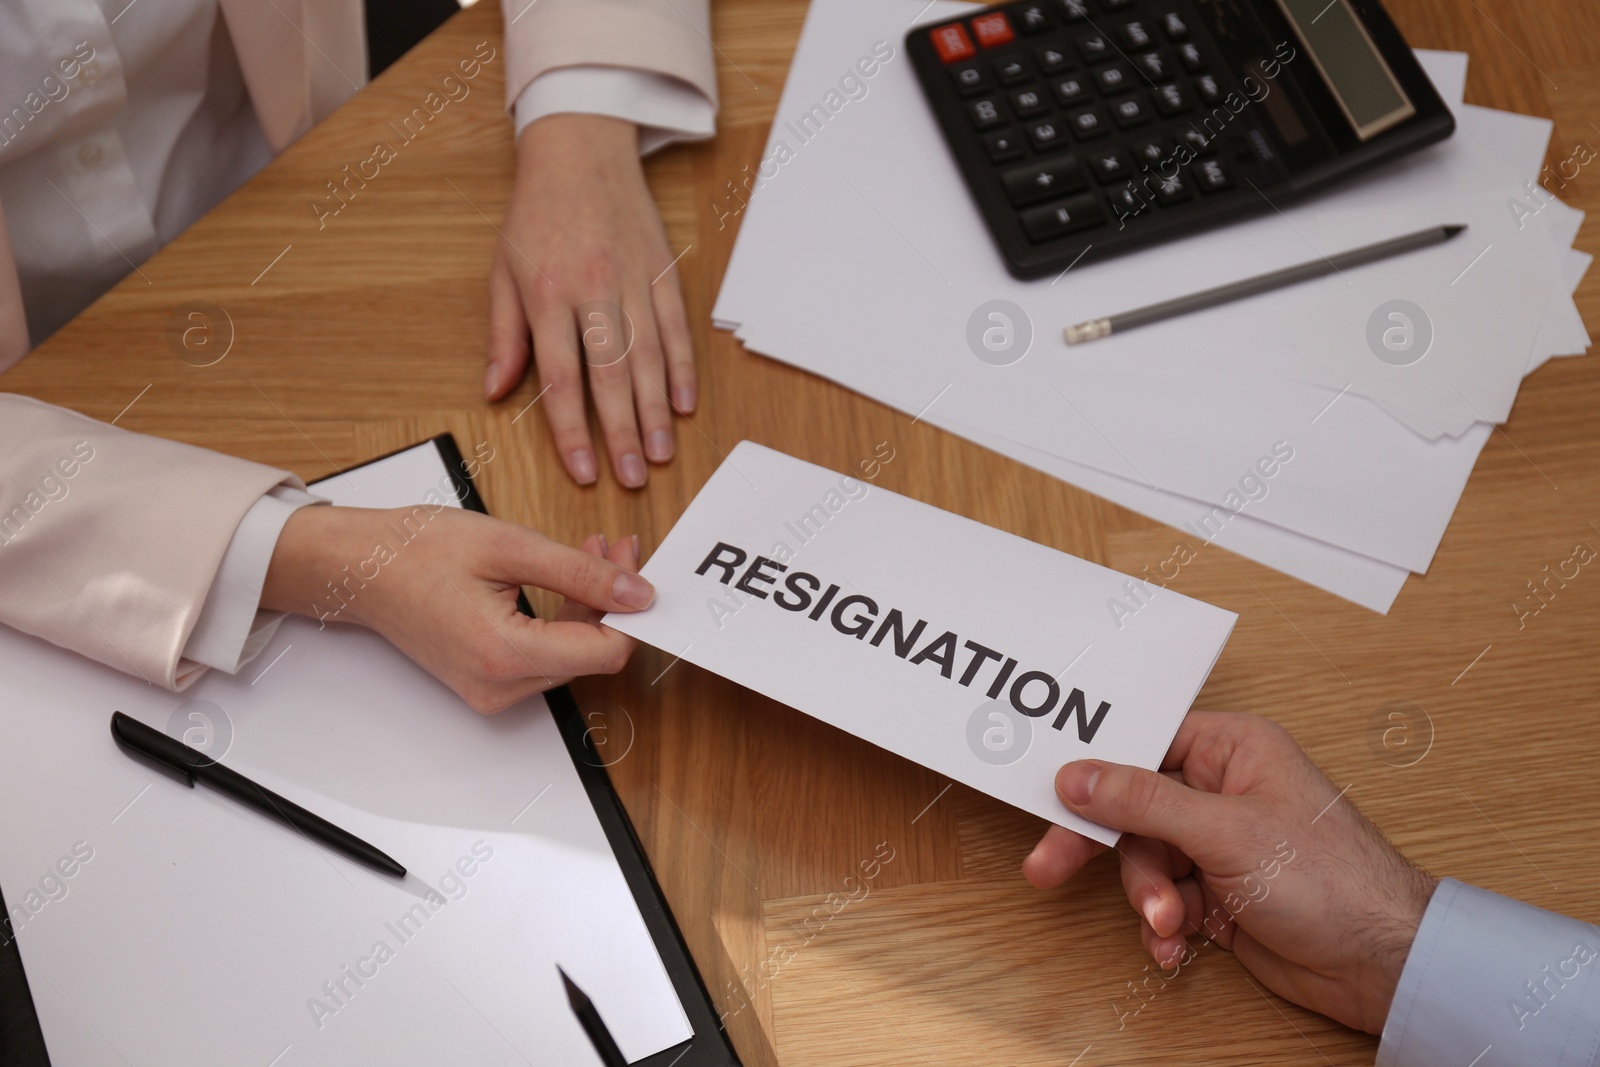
[261,504,651,713]
[484,113,696,489]
[1024,711,1438,1034]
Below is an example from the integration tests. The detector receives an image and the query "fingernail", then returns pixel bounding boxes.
[673,385,696,414]
[612,571,655,609]
[1057,762,1101,807]
[568,449,597,484]
[646,429,673,462]
[483,363,501,398]
[1142,899,1161,931]
[618,453,647,488]
[630,533,640,562]
[598,533,610,556]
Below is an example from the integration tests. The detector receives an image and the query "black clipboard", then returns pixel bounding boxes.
[424,433,740,1067]
[0,433,740,1067]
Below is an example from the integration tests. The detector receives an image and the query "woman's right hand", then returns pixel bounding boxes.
[261,504,652,713]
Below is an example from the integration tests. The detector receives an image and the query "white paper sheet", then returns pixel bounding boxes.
[711,0,1585,578]
[926,411,1414,612]
[0,442,691,1067]
[1284,193,1557,435]
[604,442,1237,846]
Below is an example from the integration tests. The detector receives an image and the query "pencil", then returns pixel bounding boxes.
[1063,224,1466,345]
[559,966,627,1067]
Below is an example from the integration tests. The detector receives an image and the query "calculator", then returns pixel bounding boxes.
[907,0,1455,279]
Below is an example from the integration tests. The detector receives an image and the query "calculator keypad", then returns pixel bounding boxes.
[913,0,1285,270]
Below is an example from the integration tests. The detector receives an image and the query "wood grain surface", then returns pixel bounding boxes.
[6,1,1599,1063]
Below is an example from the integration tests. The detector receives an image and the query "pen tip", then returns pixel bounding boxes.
[1443,224,1467,238]
[558,966,587,1010]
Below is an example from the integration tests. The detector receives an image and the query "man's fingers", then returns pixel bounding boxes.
[1173,875,1208,939]
[1139,915,1189,970]
[1189,879,1238,948]
[626,287,675,464]
[1022,823,1107,888]
[485,251,531,400]
[1056,760,1226,862]
[651,265,697,415]
[531,303,598,485]
[1118,834,1185,940]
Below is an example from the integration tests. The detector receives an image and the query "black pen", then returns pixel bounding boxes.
[110,711,405,877]
[559,966,627,1067]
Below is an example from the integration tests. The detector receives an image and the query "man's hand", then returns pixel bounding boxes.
[1024,712,1437,1034]
[261,504,651,713]
[485,113,696,489]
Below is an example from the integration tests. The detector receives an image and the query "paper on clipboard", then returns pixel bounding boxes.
[0,441,691,1066]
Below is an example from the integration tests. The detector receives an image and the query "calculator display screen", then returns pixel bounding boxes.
[1273,0,1416,140]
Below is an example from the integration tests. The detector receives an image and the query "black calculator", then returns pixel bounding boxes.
[908,0,1455,278]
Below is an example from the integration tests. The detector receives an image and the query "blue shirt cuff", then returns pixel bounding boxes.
[1378,877,1600,1067]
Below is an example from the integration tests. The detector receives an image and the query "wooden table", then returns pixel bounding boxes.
[8,1,1599,1063]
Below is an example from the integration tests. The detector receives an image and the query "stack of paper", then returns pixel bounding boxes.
[714,0,1591,612]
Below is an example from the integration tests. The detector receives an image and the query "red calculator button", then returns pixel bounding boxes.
[931,23,976,63]
[971,12,1016,48]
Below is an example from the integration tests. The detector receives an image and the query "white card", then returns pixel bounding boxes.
[605,443,1237,845]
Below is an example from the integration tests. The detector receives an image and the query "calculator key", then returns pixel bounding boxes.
[1154,170,1192,204]
[1101,0,1134,9]
[1131,138,1169,166]
[1076,33,1111,63]
[1160,11,1190,39]
[1195,75,1222,105]
[1026,119,1070,152]
[1178,42,1206,72]
[971,12,1015,48]
[984,129,1026,163]
[1152,82,1191,115]
[1066,104,1110,139]
[1106,183,1146,221]
[1010,88,1049,117]
[1093,62,1134,94]
[1179,128,1213,154]
[1037,46,1073,73]
[1244,126,1277,163]
[1134,50,1170,79]
[1058,0,1091,21]
[1119,21,1152,49]
[970,98,1005,129]
[1194,158,1234,192]
[931,23,976,63]
[996,58,1034,85]
[1110,92,1152,127]
[950,63,989,94]
[1020,194,1106,241]
[1088,149,1133,183]
[1002,157,1089,205]
[1052,75,1090,105]
[1016,3,1053,33]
